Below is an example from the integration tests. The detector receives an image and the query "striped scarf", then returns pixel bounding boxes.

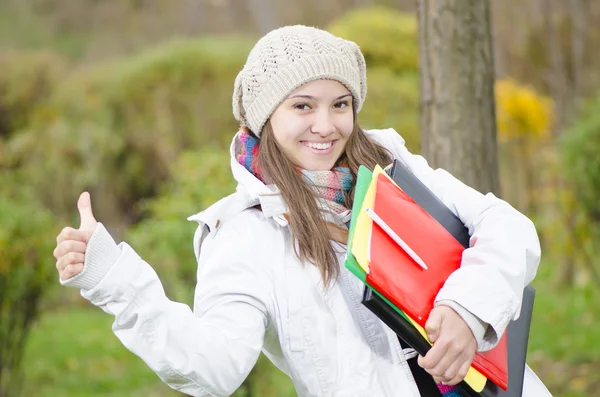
[236,130,352,214]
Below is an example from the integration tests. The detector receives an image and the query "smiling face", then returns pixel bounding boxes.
[268,79,354,171]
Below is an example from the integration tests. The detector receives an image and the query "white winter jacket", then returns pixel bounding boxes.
[63,128,552,396]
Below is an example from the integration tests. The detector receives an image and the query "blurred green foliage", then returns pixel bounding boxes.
[0,195,56,396]
[327,7,421,150]
[0,50,65,138]
[361,68,420,151]
[126,148,235,304]
[328,6,418,74]
[561,90,600,224]
[543,90,600,282]
[5,37,251,232]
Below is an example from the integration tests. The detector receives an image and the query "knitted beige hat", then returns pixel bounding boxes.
[232,25,367,136]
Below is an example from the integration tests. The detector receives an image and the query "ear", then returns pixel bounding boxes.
[232,69,246,126]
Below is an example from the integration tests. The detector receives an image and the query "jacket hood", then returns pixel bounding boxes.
[229,129,291,218]
[187,130,290,229]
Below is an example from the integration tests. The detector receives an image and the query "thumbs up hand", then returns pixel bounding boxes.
[53,192,99,281]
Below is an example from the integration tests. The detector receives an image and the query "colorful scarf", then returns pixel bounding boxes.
[237,130,353,214]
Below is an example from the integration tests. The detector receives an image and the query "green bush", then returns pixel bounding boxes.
[327,7,421,151]
[328,6,418,75]
[561,90,600,225]
[360,68,420,151]
[0,195,56,396]
[0,50,66,138]
[126,147,235,304]
[7,37,252,231]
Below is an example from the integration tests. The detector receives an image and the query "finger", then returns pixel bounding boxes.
[427,342,461,379]
[56,252,86,272]
[54,240,87,259]
[78,192,97,231]
[425,308,444,343]
[433,333,474,381]
[60,263,84,281]
[57,227,87,245]
[446,360,473,386]
[439,356,465,385]
[417,339,449,371]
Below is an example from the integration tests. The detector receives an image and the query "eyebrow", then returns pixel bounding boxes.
[286,93,352,101]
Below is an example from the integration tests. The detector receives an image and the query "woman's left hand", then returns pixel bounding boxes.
[417,306,477,386]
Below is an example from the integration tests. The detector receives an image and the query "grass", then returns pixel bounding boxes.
[526,257,600,397]
[529,260,600,363]
[20,305,181,397]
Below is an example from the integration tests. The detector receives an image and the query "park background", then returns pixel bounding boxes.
[1,0,599,396]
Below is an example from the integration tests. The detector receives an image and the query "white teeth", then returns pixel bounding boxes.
[304,141,333,150]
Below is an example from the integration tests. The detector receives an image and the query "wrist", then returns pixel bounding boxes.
[435,300,487,350]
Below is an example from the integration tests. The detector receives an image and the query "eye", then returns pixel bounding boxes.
[334,100,350,109]
[293,103,311,111]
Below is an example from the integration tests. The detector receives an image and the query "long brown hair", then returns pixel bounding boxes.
[257,119,393,287]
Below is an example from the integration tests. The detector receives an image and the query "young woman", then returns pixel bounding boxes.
[53,26,552,396]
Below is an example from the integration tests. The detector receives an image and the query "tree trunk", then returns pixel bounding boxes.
[418,0,500,196]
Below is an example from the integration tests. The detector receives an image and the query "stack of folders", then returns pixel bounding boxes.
[344,160,535,397]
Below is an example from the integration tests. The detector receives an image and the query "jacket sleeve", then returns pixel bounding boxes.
[381,129,541,351]
[72,217,269,397]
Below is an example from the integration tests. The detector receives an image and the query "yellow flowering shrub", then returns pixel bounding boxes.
[495,79,554,142]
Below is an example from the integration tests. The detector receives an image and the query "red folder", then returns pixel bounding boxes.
[365,173,509,390]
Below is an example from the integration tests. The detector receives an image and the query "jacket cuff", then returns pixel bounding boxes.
[435,299,489,352]
[60,223,121,290]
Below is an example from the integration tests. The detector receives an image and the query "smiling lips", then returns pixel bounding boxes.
[302,140,335,150]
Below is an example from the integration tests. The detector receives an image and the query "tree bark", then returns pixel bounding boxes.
[418,0,500,196]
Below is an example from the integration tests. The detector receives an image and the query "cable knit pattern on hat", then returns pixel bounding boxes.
[232,25,367,136]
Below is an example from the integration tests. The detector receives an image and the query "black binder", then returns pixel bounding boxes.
[359,159,535,397]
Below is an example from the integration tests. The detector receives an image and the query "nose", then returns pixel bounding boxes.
[310,109,336,137]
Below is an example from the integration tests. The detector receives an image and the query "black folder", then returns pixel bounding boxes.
[359,159,535,397]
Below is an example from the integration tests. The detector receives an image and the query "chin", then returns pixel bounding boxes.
[303,163,336,171]
[297,153,341,171]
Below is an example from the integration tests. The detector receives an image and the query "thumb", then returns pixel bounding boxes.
[425,309,445,343]
[77,191,97,231]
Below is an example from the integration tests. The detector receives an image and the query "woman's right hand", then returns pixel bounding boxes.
[53,192,98,281]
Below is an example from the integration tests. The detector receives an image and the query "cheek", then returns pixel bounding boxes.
[338,115,354,138]
[277,119,309,143]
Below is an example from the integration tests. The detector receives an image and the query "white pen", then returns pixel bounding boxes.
[365,207,429,271]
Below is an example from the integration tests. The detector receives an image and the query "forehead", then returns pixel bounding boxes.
[289,79,351,97]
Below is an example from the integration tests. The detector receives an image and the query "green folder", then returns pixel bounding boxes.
[345,165,371,282]
[344,165,410,322]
